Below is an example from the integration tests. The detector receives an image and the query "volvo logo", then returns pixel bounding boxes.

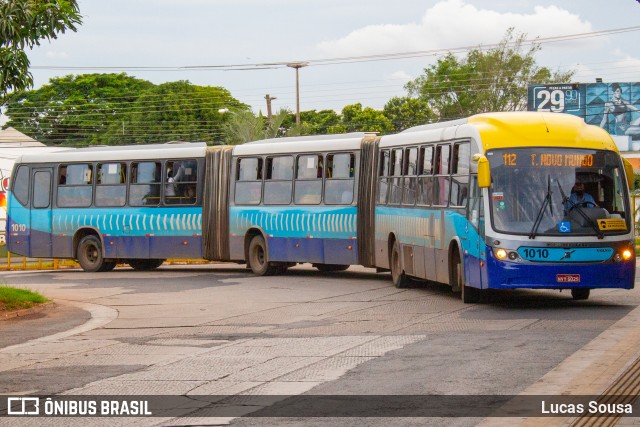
[559,250,575,260]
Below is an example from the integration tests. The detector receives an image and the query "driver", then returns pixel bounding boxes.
[567,179,596,208]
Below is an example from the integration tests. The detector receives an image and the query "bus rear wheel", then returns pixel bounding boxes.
[128,259,165,271]
[390,240,410,288]
[77,235,107,272]
[571,288,590,300]
[314,264,349,272]
[248,235,277,276]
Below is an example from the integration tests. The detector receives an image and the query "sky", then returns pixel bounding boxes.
[9,0,640,116]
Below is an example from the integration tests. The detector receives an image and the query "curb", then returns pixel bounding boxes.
[0,301,56,321]
[0,300,119,355]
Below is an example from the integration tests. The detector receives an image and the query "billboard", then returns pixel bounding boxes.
[528,82,640,150]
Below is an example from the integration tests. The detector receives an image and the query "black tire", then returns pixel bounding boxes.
[452,251,480,304]
[390,240,410,288]
[248,235,277,276]
[571,288,590,300]
[128,259,165,271]
[99,261,117,272]
[314,264,350,272]
[77,235,106,272]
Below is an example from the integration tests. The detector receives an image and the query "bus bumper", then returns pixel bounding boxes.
[485,251,636,290]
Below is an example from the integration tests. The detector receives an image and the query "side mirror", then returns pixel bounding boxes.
[474,154,491,188]
[623,158,634,190]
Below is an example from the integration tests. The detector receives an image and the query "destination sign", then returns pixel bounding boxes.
[501,153,594,167]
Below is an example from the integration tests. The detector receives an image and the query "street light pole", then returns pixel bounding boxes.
[287,62,308,126]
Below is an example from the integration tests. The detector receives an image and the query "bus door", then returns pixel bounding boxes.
[29,167,54,258]
[464,176,484,288]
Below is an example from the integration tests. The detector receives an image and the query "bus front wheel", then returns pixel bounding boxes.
[390,240,410,288]
[571,288,590,301]
[452,252,480,304]
[77,235,107,272]
[248,235,276,276]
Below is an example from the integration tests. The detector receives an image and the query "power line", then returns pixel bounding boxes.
[30,26,640,72]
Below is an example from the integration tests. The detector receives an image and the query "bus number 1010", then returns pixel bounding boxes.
[522,248,549,259]
[10,223,27,232]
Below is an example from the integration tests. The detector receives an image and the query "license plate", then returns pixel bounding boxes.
[556,274,580,283]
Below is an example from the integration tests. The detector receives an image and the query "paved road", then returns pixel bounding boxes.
[0,263,638,426]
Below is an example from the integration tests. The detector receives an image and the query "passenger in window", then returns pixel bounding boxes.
[165,168,176,197]
[184,184,196,203]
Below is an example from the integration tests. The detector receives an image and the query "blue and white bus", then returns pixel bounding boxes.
[6,112,636,302]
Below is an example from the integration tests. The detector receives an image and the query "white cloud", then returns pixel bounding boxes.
[45,51,69,60]
[388,70,413,81]
[317,0,592,57]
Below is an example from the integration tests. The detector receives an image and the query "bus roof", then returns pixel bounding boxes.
[233,133,368,156]
[14,142,209,164]
[382,112,618,153]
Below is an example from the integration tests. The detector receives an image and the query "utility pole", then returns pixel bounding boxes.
[265,94,277,122]
[287,62,308,126]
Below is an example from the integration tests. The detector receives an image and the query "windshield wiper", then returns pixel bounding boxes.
[557,181,604,239]
[529,175,553,239]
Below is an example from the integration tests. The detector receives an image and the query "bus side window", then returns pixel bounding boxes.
[235,157,263,205]
[96,163,127,207]
[325,153,355,205]
[418,145,434,206]
[389,148,403,205]
[403,147,418,206]
[295,154,322,205]
[434,144,450,206]
[378,150,390,204]
[450,142,470,208]
[12,165,30,207]
[57,163,93,208]
[163,159,198,205]
[264,156,293,205]
[130,161,161,206]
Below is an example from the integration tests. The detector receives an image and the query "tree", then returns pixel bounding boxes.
[4,73,154,145]
[222,108,293,145]
[405,29,575,121]
[340,103,394,134]
[4,74,246,145]
[107,80,245,145]
[299,109,342,135]
[0,0,82,97]
[383,96,434,132]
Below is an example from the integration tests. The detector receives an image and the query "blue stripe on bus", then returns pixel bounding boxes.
[374,206,484,259]
[230,206,358,264]
[230,206,357,239]
[485,247,635,290]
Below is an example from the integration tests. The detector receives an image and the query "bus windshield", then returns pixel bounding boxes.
[487,147,630,237]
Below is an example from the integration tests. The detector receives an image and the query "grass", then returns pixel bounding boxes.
[0,286,48,312]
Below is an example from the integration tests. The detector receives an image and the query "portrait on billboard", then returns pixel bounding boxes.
[590,82,640,140]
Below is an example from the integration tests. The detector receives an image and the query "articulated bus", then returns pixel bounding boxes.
[7,112,635,302]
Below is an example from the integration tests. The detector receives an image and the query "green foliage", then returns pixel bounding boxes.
[4,74,246,145]
[340,103,394,134]
[0,286,48,311]
[299,110,342,135]
[4,73,154,145]
[383,96,434,132]
[106,80,243,145]
[0,0,82,97]
[222,108,294,144]
[406,28,575,121]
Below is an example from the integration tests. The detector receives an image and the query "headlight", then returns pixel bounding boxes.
[495,248,507,260]
[622,249,633,260]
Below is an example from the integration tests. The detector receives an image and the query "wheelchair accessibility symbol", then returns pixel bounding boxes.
[559,221,571,233]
